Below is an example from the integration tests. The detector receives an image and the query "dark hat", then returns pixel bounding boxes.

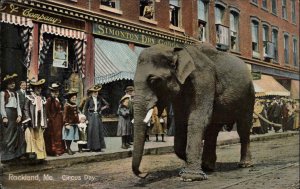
[49,82,60,91]
[125,86,134,93]
[88,84,102,92]
[120,94,131,103]
[64,89,78,98]
[3,73,18,83]
[30,78,45,87]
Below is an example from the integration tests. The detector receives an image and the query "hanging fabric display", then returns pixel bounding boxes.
[74,37,87,78]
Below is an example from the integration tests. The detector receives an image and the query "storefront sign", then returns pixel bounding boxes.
[93,23,186,47]
[53,38,68,68]
[0,3,85,30]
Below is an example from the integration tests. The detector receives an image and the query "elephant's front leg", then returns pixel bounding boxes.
[180,111,211,181]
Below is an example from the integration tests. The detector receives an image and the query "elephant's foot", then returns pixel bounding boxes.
[179,168,208,182]
[238,160,253,168]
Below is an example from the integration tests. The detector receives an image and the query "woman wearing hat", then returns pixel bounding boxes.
[0,73,26,161]
[84,84,109,152]
[23,78,47,160]
[44,83,65,156]
[63,89,80,155]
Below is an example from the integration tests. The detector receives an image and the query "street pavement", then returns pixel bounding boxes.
[1,130,298,174]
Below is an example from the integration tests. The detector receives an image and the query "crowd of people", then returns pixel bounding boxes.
[252,97,299,134]
[0,73,112,162]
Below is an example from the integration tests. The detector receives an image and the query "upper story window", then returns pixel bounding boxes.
[291,0,296,23]
[284,33,289,64]
[293,37,298,67]
[215,5,225,25]
[251,0,258,4]
[198,0,209,42]
[169,0,181,27]
[251,19,259,57]
[282,0,287,19]
[230,10,239,51]
[271,0,277,15]
[140,0,155,20]
[262,24,269,55]
[100,0,120,9]
[215,3,229,50]
[262,24,274,60]
[272,28,279,62]
[262,0,267,9]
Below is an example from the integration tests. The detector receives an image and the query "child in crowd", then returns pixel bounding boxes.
[77,113,88,153]
[117,94,132,149]
[63,89,80,155]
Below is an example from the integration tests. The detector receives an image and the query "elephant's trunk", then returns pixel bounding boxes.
[132,89,157,178]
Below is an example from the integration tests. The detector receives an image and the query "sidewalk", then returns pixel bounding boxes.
[1,130,298,174]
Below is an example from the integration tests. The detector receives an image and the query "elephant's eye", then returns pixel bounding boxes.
[147,75,165,90]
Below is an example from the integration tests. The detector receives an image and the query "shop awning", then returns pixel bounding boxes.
[94,39,144,84]
[290,80,299,99]
[253,75,290,96]
[0,13,33,27]
[40,24,85,40]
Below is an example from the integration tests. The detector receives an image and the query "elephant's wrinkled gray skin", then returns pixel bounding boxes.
[132,43,255,181]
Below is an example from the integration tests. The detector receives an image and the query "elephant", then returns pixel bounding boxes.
[132,43,255,181]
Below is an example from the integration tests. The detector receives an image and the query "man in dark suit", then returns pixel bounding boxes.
[16,81,27,119]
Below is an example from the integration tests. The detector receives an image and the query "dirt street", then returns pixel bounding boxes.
[1,135,299,189]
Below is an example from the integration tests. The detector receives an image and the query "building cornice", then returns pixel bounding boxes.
[8,0,196,45]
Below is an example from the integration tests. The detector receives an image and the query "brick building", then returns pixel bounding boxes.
[0,0,299,116]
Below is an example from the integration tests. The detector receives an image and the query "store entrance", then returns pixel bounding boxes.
[0,23,27,90]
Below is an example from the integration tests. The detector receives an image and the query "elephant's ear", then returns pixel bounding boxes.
[173,48,196,84]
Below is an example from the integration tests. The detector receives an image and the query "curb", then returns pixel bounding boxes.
[2,131,298,174]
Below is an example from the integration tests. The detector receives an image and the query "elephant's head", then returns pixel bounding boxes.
[132,44,196,177]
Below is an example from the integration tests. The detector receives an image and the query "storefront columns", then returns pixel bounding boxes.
[84,22,95,93]
[28,22,39,80]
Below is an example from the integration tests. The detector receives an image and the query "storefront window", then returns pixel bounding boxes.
[38,34,79,100]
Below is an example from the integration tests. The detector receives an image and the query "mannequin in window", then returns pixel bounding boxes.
[143,1,154,19]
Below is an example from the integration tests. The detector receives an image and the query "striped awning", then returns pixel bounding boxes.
[41,24,85,40]
[0,12,33,27]
[94,39,144,84]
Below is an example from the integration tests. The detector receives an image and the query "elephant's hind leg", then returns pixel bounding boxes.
[236,117,253,168]
[201,124,221,171]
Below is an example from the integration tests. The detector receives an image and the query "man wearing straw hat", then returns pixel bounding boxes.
[0,73,26,161]
[23,78,47,160]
